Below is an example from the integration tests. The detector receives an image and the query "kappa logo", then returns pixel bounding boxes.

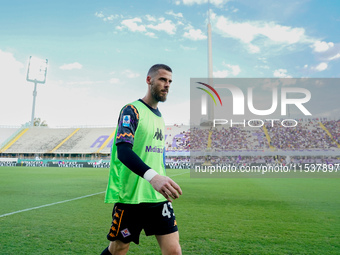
[153,128,163,141]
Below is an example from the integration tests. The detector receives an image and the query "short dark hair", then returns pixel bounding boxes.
[147,64,172,77]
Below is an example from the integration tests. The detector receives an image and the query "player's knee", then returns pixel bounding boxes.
[163,244,182,255]
[172,246,182,255]
[108,241,130,254]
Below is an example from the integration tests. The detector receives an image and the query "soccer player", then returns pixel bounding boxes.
[101,64,183,255]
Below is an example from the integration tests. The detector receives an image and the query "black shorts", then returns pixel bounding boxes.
[106,201,178,244]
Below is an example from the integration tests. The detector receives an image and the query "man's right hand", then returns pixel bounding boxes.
[149,175,182,202]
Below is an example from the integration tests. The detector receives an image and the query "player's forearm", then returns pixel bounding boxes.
[117,142,151,177]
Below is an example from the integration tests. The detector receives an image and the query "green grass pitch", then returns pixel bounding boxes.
[0,167,339,254]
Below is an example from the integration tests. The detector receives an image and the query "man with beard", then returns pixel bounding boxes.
[101,64,182,255]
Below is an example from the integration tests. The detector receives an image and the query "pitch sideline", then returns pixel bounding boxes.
[0,170,190,218]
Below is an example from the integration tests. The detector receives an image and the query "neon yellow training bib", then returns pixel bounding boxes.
[105,100,166,204]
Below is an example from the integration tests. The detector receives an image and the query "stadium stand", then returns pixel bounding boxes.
[266,120,338,150]
[3,127,79,154]
[322,120,340,147]
[0,127,116,160]
[165,125,190,151]
[190,127,209,151]
[0,120,339,163]
[0,127,20,148]
[210,126,267,151]
[53,127,115,154]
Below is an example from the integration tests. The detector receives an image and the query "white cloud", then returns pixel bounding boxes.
[222,62,241,75]
[183,24,193,30]
[226,64,241,75]
[328,53,340,61]
[95,12,119,21]
[213,70,229,78]
[313,62,328,72]
[99,13,185,39]
[116,15,178,38]
[183,0,206,4]
[183,29,207,40]
[145,32,157,38]
[105,15,120,21]
[0,50,24,75]
[213,14,312,53]
[95,12,104,18]
[315,80,325,88]
[255,65,270,69]
[273,69,292,78]
[262,78,296,89]
[211,0,230,5]
[109,78,120,84]
[258,57,267,63]
[66,80,104,86]
[312,41,334,52]
[166,10,183,18]
[121,18,146,32]
[180,45,197,50]
[147,20,176,35]
[35,80,129,127]
[123,70,140,78]
[0,50,34,125]
[262,79,281,90]
[261,24,307,44]
[248,44,260,53]
[181,0,229,7]
[311,41,340,63]
[59,62,82,70]
[213,64,241,77]
[145,15,156,22]
[162,99,190,125]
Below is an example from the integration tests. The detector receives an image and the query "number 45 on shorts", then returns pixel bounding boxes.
[162,202,175,218]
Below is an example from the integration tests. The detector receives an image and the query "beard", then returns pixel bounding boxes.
[150,83,168,102]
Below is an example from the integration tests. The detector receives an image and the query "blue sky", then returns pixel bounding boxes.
[0,0,339,127]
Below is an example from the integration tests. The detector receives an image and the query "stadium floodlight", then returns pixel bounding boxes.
[27,56,48,83]
[26,56,48,126]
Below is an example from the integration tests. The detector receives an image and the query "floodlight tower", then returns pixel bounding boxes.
[207,1,214,122]
[26,56,48,126]
[207,3,213,79]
